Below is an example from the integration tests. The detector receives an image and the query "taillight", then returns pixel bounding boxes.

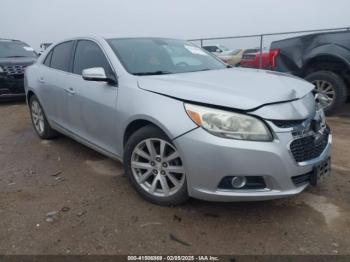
[269,49,280,69]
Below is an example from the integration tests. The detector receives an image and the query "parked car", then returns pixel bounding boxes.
[0,38,37,100]
[25,37,331,205]
[202,44,232,54]
[240,49,280,70]
[226,48,259,66]
[203,46,259,66]
[202,44,234,63]
[270,31,350,114]
[220,49,243,66]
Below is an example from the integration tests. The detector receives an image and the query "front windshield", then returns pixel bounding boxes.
[107,38,226,75]
[0,41,37,58]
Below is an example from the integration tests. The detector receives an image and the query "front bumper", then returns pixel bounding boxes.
[173,127,332,202]
[0,75,25,99]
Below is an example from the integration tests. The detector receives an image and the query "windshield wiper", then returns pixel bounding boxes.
[133,70,172,76]
[185,68,212,73]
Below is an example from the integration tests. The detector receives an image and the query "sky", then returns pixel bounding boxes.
[1,0,349,51]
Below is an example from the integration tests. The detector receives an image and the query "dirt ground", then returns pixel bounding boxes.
[0,102,349,255]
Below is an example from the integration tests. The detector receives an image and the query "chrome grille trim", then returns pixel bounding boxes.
[3,65,27,75]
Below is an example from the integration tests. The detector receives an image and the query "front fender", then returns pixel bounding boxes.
[116,86,197,154]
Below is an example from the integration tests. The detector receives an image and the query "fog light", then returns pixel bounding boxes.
[231,176,247,189]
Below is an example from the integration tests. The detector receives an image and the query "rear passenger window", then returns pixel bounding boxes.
[50,41,73,72]
[73,40,112,75]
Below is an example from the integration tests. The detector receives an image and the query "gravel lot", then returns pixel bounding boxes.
[0,102,349,255]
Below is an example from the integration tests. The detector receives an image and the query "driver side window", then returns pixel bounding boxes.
[73,40,112,75]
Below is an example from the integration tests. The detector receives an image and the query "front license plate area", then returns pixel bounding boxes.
[310,157,331,186]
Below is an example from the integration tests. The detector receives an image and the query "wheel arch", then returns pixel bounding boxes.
[303,54,349,76]
[26,90,36,104]
[123,118,171,149]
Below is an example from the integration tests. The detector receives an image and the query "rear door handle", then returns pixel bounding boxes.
[65,87,76,95]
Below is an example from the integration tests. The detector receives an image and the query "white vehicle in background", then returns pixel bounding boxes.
[202,45,260,66]
[202,45,234,63]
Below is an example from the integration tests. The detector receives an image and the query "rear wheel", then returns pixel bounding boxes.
[124,125,189,206]
[305,71,348,115]
[29,95,58,139]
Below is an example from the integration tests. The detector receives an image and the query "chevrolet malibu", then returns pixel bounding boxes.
[24,37,332,205]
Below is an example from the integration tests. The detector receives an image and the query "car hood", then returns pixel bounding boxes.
[0,57,37,66]
[137,68,314,110]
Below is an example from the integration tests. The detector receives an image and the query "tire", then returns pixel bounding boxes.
[29,95,58,139]
[305,71,348,115]
[123,125,189,206]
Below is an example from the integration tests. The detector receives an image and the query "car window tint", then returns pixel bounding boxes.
[73,40,111,75]
[50,41,73,72]
[43,51,52,67]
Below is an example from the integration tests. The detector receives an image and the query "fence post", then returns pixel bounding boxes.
[200,39,203,47]
[259,35,263,69]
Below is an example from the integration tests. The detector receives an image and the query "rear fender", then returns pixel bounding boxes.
[303,44,350,71]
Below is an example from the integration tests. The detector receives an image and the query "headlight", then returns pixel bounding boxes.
[0,66,4,73]
[185,103,273,141]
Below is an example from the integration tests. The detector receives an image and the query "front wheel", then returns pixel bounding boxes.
[124,125,189,206]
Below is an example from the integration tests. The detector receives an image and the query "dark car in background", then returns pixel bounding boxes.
[270,31,350,114]
[0,39,37,100]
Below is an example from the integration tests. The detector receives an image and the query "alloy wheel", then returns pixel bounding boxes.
[312,80,335,106]
[131,138,185,197]
[31,100,45,135]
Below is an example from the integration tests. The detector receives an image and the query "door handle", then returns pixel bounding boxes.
[65,87,76,95]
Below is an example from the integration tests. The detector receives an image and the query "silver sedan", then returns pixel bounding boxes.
[25,37,332,205]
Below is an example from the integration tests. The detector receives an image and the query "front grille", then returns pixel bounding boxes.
[3,65,27,75]
[272,119,305,128]
[291,171,312,186]
[290,127,330,162]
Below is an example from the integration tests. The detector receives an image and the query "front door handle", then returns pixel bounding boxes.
[65,87,76,95]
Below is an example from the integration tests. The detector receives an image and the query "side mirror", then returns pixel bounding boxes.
[82,67,117,85]
[82,67,108,81]
[216,49,222,53]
